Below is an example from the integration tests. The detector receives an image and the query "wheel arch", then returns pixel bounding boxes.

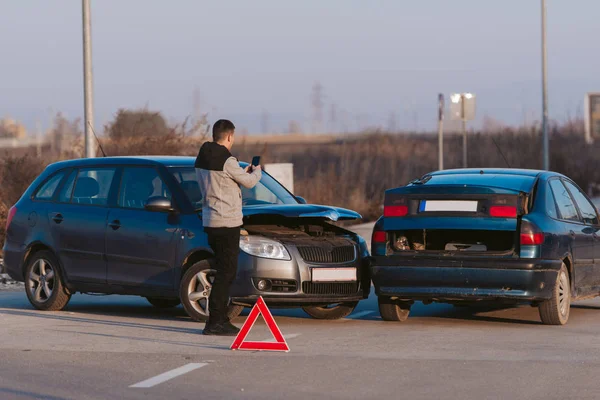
[22,242,66,282]
[180,249,215,279]
[562,255,574,292]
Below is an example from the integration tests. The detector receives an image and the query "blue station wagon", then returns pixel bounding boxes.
[370,168,600,325]
[3,156,371,321]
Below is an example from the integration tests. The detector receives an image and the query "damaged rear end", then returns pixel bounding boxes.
[371,170,562,307]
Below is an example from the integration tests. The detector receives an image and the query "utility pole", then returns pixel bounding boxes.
[82,0,96,158]
[541,0,549,170]
[438,94,444,170]
[461,94,467,168]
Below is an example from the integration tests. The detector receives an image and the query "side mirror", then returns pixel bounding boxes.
[295,196,307,204]
[145,196,175,212]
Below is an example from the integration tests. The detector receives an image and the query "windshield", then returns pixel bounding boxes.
[169,167,298,209]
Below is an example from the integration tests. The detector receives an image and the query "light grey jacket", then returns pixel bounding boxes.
[194,142,261,228]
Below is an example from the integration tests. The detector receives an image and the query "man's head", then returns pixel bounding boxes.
[212,119,236,150]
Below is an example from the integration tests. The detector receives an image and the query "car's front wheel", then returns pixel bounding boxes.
[378,296,411,322]
[180,260,244,322]
[302,301,358,320]
[538,262,571,325]
[25,250,71,311]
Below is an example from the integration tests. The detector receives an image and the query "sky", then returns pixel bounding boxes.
[1,0,599,134]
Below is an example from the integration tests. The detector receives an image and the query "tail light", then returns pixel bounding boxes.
[372,230,386,244]
[5,206,17,232]
[520,219,544,245]
[384,205,408,217]
[490,205,517,218]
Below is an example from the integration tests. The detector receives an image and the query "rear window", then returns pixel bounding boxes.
[33,171,67,201]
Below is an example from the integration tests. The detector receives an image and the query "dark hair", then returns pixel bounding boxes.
[212,119,235,142]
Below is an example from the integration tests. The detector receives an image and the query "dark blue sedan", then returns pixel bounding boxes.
[370,168,600,325]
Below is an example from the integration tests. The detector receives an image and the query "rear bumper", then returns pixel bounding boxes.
[2,241,25,282]
[370,256,562,302]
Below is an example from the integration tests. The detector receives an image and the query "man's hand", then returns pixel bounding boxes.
[245,165,262,173]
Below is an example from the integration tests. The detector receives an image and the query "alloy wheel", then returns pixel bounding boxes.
[28,259,55,303]
[186,269,215,318]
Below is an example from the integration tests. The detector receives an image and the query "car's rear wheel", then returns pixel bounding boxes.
[378,296,411,322]
[145,297,181,308]
[25,250,71,311]
[302,301,358,320]
[180,260,244,322]
[538,262,571,325]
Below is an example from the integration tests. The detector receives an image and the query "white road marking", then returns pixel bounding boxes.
[344,311,374,320]
[259,333,301,342]
[130,363,208,388]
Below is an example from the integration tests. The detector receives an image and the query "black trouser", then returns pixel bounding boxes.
[204,226,241,326]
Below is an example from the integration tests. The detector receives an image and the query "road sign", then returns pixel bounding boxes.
[230,296,290,352]
[584,92,600,144]
[450,93,476,121]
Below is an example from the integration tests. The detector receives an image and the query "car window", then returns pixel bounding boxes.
[563,180,599,225]
[58,170,77,203]
[71,168,116,206]
[119,167,172,210]
[545,183,558,219]
[169,166,298,209]
[549,179,580,222]
[34,171,66,201]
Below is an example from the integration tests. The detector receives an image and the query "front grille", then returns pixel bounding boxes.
[297,245,355,264]
[302,282,359,295]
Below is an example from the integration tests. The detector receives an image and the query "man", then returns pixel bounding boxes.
[195,119,262,336]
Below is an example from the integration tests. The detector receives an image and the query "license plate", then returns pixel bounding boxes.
[311,268,357,282]
[420,200,478,212]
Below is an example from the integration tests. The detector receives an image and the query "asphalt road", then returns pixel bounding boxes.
[2,222,600,399]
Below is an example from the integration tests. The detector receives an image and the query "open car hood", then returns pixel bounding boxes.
[242,204,361,221]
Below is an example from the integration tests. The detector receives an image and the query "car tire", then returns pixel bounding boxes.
[180,260,244,323]
[378,296,411,322]
[538,262,571,325]
[24,250,71,311]
[302,301,359,320]
[145,297,181,308]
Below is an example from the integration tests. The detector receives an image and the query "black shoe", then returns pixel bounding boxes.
[202,322,240,336]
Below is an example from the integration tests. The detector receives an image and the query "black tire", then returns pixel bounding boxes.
[378,296,411,322]
[302,301,359,320]
[179,260,244,322]
[538,262,571,325]
[145,297,181,308]
[24,250,71,311]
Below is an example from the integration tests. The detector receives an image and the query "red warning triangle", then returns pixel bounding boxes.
[230,296,289,352]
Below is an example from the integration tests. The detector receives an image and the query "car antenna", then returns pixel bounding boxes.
[491,136,511,168]
[87,121,107,157]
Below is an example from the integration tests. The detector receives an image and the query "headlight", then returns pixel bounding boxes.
[239,236,291,260]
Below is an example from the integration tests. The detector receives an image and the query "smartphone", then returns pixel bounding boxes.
[251,156,261,167]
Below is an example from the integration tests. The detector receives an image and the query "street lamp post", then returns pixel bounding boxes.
[82,0,96,158]
[541,0,549,170]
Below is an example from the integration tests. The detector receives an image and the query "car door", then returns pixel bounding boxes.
[548,178,595,294]
[562,179,600,291]
[48,167,117,284]
[105,166,180,289]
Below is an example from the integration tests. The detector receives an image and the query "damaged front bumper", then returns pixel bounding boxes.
[370,255,562,303]
[229,245,371,307]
